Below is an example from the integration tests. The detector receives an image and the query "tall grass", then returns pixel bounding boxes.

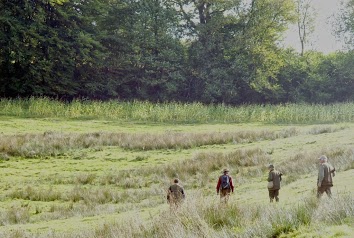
[2,97,354,123]
[87,193,354,238]
[3,192,352,238]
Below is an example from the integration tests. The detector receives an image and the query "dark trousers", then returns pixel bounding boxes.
[268,189,279,202]
[317,186,332,198]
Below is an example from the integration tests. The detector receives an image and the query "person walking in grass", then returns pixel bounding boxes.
[317,155,336,198]
[216,168,234,204]
[267,164,282,203]
[167,178,185,208]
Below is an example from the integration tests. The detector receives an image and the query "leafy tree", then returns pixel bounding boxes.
[276,50,325,103]
[170,0,296,104]
[0,0,105,98]
[97,0,187,101]
[337,0,354,48]
[316,51,354,102]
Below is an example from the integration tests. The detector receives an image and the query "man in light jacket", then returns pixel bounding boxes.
[317,155,335,198]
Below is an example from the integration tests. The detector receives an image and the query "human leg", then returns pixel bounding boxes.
[269,189,275,202]
[317,186,326,198]
[325,186,332,198]
[220,188,231,204]
[274,189,279,202]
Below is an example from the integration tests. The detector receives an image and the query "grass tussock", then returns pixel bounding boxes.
[0,205,30,225]
[307,125,347,135]
[8,186,61,202]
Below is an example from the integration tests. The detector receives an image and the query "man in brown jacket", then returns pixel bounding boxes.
[317,155,335,198]
[267,164,282,202]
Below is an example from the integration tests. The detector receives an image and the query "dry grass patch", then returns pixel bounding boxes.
[0,128,299,158]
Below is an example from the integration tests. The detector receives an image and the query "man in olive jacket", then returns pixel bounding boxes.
[317,155,335,198]
[267,164,282,202]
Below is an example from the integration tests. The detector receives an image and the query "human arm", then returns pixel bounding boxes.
[318,165,324,187]
[330,165,336,177]
[267,172,273,182]
[167,187,171,201]
[181,187,185,199]
[216,177,221,194]
[229,176,234,193]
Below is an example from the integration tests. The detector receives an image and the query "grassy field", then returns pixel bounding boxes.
[0,99,353,238]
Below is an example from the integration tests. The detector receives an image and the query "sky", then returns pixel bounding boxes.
[283,0,347,54]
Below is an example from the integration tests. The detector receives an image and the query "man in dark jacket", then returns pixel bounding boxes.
[167,178,185,207]
[267,164,282,202]
[317,155,335,198]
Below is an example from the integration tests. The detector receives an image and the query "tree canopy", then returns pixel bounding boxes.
[0,0,353,104]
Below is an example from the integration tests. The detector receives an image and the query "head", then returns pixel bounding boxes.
[173,178,179,184]
[268,164,274,170]
[318,155,328,164]
[223,169,229,174]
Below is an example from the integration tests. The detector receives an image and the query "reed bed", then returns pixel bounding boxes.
[1,97,354,123]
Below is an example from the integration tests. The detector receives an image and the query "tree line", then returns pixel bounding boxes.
[1,0,353,104]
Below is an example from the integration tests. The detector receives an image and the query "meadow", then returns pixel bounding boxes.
[0,98,353,238]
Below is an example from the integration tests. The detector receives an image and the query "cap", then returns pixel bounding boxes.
[318,155,328,162]
[223,168,229,173]
[268,164,274,169]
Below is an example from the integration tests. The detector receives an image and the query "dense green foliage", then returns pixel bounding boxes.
[0,0,353,104]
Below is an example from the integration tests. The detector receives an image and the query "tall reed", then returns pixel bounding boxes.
[2,97,354,123]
